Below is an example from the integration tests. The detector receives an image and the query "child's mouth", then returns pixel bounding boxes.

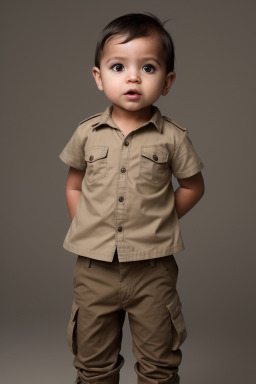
[124,90,141,100]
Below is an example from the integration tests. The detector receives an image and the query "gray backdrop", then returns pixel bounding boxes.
[1,0,255,383]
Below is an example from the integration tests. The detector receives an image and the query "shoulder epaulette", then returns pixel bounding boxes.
[163,116,187,132]
[79,112,102,125]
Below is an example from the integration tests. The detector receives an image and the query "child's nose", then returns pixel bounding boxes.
[126,69,141,83]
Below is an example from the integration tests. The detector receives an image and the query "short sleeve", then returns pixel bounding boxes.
[171,131,204,179]
[59,125,86,170]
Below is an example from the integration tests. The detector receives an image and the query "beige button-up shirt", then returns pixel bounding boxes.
[59,105,204,262]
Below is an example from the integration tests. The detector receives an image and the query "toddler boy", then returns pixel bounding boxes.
[59,12,205,384]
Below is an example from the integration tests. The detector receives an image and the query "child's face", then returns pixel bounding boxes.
[92,34,175,114]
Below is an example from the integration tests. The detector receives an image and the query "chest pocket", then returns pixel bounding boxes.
[85,146,109,183]
[139,146,170,185]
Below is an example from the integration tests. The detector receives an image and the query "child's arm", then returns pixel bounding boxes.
[65,166,85,221]
[174,171,205,219]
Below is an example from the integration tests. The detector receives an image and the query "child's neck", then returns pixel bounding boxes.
[111,105,153,131]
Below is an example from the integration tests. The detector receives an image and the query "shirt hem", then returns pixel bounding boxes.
[62,240,185,262]
[59,152,86,170]
[174,161,204,179]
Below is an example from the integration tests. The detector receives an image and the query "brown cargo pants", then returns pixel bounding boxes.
[67,249,187,384]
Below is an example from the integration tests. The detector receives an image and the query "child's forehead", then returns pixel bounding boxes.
[102,33,165,61]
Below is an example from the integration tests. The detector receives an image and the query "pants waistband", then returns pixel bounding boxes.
[112,248,160,267]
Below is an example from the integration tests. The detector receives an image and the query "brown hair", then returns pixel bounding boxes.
[94,13,175,73]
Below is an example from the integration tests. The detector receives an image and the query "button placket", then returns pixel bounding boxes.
[115,138,131,259]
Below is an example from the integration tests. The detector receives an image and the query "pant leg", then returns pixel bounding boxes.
[122,255,187,384]
[66,252,187,384]
[67,254,125,384]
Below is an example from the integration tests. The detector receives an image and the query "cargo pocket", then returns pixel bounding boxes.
[165,291,187,350]
[67,300,79,355]
[139,145,170,184]
[85,146,109,183]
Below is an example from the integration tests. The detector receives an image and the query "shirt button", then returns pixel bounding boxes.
[121,168,126,173]
[124,141,129,146]
[118,226,123,232]
[89,155,94,161]
[153,154,158,161]
[119,196,124,202]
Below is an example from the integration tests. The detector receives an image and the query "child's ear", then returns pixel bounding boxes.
[92,67,104,91]
[161,71,176,96]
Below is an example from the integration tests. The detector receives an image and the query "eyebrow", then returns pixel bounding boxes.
[143,57,161,66]
[105,57,161,66]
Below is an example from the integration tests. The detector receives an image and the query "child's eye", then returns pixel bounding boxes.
[142,64,155,73]
[111,64,124,72]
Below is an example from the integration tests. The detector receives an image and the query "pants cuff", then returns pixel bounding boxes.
[134,362,180,384]
[75,354,124,384]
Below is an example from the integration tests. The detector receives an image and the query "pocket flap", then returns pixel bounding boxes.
[67,300,80,355]
[70,300,79,322]
[166,291,182,319]
[141,146,168,163]
[85,146,109,162]
[166,291,187,350]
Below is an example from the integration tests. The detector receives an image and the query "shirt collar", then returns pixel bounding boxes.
[92,104,164,134]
